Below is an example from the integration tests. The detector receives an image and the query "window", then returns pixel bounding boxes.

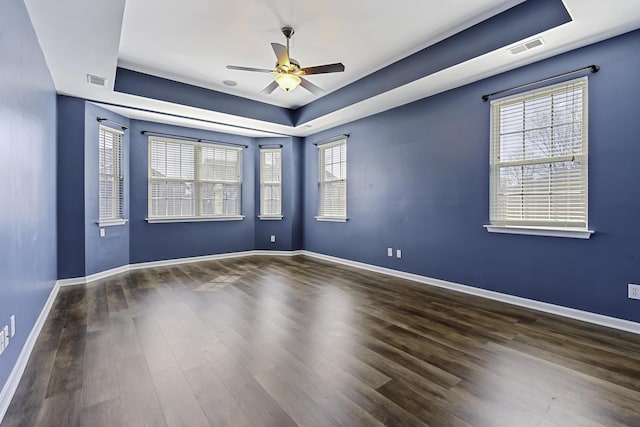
[260,148,282,218]
[99,125,124,224]
[317,139,347,221]
[148,137,242,221]
[488,77,591,238]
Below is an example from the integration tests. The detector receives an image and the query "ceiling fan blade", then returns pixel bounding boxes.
[226,65,274,73]
[260,80,279,95]
[271,43,290,68]
[299,77,324,95]
[300,63,345,75]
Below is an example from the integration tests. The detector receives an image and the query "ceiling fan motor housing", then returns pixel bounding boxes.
[277,58,300,72]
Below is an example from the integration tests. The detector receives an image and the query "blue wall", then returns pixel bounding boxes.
[291,137,304,250]
[57,98,131,278]
[254,137,304,251]
[303,29,640,324]
[115,68,294,126]
[57,96,86,278]
[129,121,257,263]
[0,0,57,396]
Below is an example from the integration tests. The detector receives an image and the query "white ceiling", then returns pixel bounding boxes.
[23,0,640,137]
[117,0,521,109]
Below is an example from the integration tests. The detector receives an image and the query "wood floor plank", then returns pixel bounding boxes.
[254,367,343,427]
[184,364,253,427]
[114,354,167,427]
[133,315,179,373]
[376,379,471,427]
[331,370,427,427]
[201,342,298,427]
[35,389,82,427]
[151,365,210,427]
[4,255,640,427]
[155,313,210,372]
[0,350,57,427]
[106,281,128,313]
[80,329,118,408]
[86,282,109,333]
[45,318,86,398]
[79,397,124,427]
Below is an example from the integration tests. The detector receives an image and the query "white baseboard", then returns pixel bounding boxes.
[0,281,60,423]
[251,250,304,257]
[300,251,640,335]
[57,264,131,287]
[58,250,305,286]
[130,249,302,271]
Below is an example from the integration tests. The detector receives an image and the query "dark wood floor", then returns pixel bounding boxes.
[3,255,640,427]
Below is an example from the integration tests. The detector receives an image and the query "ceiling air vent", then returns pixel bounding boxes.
[509,37,545,55]
[86,74,107,86]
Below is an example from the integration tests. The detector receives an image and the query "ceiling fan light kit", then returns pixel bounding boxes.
[275,72,301,91]
[226,26,345,95]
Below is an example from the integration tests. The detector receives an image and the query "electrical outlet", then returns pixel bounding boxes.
[270,235,276,243]
[629,284,640,300]
[3,325,8,348]
[99,228,105,237]
[0,329,5,355]
[396,249,402,259]
[387,248,393,257]
[10,315,15,337]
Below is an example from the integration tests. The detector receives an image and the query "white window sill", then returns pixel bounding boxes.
[258,215,283,221]
[315,216,348,223]
[484,225,594,239]
[97,219,128,227]
[146,216,245,223]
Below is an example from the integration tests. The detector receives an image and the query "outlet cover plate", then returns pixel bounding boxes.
[629,284,640,300]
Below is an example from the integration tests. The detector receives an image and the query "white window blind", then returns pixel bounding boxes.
[148,137,242,219]
[99,125,124,221]
[260,149,282,217]
[490,77,588,229]
[318,140,347,219]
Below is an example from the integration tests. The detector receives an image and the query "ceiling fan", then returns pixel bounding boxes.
[226,26,345,95]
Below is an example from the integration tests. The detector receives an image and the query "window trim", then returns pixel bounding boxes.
[146,216,244,223]
[98,125,125,224]
[147,136,243,221]
[486,77,592,238]
[259,148,282,220]
[484,225,593,239]
[316,139,348,221]
[97,219,128,227]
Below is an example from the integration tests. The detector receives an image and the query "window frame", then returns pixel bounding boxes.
[98,125,126,226]
[486,76,593,239]
[315,139,348,222]
[146,137,244,223]
[259,148,283,220]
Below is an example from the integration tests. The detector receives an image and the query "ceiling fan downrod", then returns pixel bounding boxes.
[282,26,294,57]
